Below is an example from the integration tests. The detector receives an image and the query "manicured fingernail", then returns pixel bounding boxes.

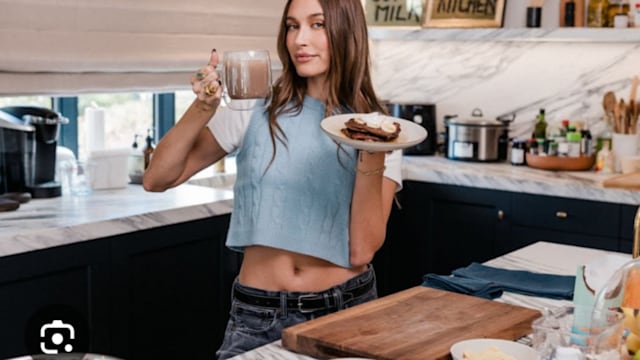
[196,72,204,79]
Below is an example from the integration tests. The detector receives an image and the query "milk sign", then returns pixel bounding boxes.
[365,0,423,27]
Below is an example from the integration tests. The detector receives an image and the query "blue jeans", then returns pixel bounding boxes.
[216,265,377,360]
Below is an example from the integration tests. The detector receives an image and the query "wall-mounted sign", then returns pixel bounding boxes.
[365,0,423,27]
[422,0,506,28]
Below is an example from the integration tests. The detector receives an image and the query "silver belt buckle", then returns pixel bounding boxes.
[297,294,322,313]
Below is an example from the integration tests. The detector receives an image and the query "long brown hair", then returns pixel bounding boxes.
[265,0,388,164]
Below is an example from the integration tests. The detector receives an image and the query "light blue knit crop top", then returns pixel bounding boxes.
[226,96,357,268]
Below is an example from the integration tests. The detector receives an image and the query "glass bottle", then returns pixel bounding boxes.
[534,108,547,139]
[588,0,610,27]
[128,134,145,184]
[143,128,155,170]
[595,139,614,173]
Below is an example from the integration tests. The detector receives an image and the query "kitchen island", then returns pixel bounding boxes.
[229,241,632,360]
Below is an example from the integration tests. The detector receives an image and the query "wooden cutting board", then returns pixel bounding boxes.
[602,172,640,190]
[281,286,540,360]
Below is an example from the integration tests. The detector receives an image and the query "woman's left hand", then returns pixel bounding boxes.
[191,49,223,106]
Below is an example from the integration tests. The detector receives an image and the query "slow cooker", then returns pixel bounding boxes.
[444,108,511,162]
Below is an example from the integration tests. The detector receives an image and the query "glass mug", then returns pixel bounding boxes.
[219,49,272,111]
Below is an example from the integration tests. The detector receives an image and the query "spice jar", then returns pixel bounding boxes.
[609,0,630,27]
[511,139,526,166]
[566,131,582,157]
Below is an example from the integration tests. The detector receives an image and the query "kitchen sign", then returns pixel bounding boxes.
[422,0,506,28]
[364,0,423,27]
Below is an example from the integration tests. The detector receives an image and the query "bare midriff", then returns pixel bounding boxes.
[237,245,367,292]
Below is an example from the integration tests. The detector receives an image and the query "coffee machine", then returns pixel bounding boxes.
[0,110,35,195]
[387,103,437,155]
[0,106,68,198]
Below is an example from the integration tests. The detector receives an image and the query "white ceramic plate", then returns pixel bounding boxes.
[450,338,537,360]
[320,113,428,152]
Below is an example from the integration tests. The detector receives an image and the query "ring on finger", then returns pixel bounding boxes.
[204,82,219,96]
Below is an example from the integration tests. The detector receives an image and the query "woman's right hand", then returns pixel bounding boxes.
[191,49,222,107]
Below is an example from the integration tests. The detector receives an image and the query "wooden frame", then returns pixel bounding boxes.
[421,0,506,28]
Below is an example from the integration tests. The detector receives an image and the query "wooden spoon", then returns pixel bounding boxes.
[618,98,629,134]
[631,75,638,104]
[603,91,617,130]
[613,98,622,133]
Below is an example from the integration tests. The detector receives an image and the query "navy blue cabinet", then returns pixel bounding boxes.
[375,181,511,295]
[0,239,110,358]
[109,214,235,360]
[509,193,621,252]
[0,214,234,360]
[620,204,638,254]
[378,181,634,297]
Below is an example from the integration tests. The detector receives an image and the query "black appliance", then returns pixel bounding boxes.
[0,110,35,195]
[387,103,437,155]
[0,106,68,198]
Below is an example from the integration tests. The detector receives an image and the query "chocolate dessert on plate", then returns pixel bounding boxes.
[341,116,401,142]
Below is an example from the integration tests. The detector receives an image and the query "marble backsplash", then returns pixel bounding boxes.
[370,32,640,141]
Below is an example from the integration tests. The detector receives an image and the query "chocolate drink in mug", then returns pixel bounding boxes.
[223,50,271,100]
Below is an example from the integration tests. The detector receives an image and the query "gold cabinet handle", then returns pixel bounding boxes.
[556,211,568,219]
[497,210,504,221]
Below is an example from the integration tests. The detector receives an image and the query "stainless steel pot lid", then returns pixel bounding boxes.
[445,108,505,127]
[445,118,505,127]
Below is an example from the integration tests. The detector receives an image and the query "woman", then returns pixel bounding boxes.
[143,0,402,358]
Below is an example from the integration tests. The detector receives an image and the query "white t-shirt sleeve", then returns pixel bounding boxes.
[206,106,252,154]
[383,150,403,192]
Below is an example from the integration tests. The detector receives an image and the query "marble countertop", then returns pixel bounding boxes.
[403,155,640,205]
[0,184,233,258]
[229,241,631,360]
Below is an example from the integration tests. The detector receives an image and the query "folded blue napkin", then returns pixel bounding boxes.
[421,273,503,299]
[452,262,575,300]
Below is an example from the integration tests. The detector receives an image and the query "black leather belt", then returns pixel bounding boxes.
[233,276,375,313]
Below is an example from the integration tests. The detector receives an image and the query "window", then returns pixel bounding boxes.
[77,93,153,160]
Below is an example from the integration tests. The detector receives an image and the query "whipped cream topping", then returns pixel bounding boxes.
[355,113,397,134]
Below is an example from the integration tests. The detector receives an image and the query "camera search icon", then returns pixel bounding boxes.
[40,320,75,354]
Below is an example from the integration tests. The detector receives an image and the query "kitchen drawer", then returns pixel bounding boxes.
[511,225,620,252]
[512,193,619,238]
